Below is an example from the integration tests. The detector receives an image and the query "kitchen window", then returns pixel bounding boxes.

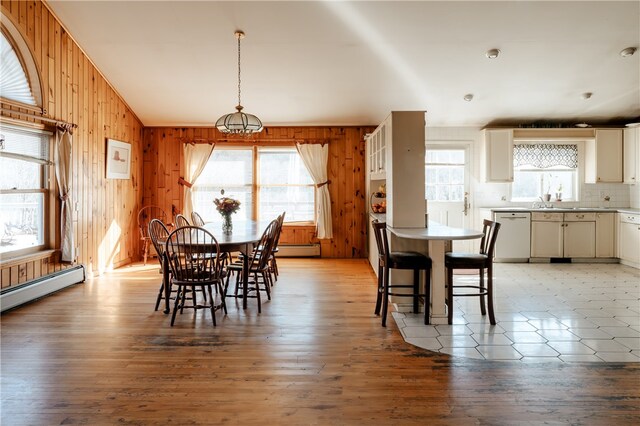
[192,147,314,224]
[511,143,578,202]
[0,124,51,256]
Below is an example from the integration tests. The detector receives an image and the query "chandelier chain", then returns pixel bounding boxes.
[237,34,242,108]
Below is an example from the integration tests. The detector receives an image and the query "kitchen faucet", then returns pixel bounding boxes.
[532,197,552,209]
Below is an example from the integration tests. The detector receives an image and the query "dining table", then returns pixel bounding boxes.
[161,220,265,314]
[387,222,484,325]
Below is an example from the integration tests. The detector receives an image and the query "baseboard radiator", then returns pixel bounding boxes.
[0,265,85,313]
[277,244,321,257]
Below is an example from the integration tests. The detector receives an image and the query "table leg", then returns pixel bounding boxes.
[428,240,448,324]
[163,252,171,314]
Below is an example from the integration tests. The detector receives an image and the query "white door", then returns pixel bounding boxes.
[425,145,472,252]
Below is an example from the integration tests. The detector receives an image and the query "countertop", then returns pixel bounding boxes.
[388,223,484,241]
[487,207,640,214]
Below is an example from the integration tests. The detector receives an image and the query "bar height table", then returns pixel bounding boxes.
[387,223,484,325]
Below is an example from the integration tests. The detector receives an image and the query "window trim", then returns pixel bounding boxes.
[0,18,44,111]
[0,122,54,259]
[193,143,316,225]
[256,146,316,225]
[425,145,468,203]
[509,140,584,202]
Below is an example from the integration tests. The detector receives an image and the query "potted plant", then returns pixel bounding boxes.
[555,183,563,202]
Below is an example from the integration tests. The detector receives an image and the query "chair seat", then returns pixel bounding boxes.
[445,252,489,269]
[387,251,432,270]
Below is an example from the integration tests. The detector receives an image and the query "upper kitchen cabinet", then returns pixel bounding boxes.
[367,119,387,180]
[482,129,513,182]
[623,125,639,184]
[585,129,623,183]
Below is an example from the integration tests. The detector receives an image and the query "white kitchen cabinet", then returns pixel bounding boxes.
[595,212,616,258]
[531,220,563,257]
[564,222,596,258]
[530,212,596,258]
[482,129,513,182]
[366,119,387,180]
[618,213,640,266]
[585,129,623,183]
[623,126,639,184]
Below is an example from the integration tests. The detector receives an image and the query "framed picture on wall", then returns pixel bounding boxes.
[106,138,131,179]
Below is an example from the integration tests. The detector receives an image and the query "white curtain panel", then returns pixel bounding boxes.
[296,143,333,239]
[55,128,74,262]
[183,143,214,219]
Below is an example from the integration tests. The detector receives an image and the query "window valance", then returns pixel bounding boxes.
[513,144,577,169]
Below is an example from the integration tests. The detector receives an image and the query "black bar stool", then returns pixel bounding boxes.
[372,220,432,327]
[445,219,501,325]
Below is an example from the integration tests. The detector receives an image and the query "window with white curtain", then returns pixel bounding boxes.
[0,124,51,255]
[192,146,314,223]
[258,148,314,222]
[192,148,253,224]
[511,143,578,201]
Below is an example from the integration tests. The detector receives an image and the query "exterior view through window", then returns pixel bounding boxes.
[511,143,578,201]
[0,124,50,255]
[192,147,314,224]
[425,149,465,202]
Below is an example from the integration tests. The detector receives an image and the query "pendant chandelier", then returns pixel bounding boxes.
[215,30,263,134]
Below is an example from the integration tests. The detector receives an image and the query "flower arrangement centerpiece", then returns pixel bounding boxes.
[214,190,241,234]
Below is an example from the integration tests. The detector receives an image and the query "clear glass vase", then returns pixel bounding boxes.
[221,213,233,234]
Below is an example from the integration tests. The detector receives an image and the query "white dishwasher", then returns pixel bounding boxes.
[493,212,531,262]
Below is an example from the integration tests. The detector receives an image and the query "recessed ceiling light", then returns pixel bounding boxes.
[620,47,637,57]
[463,94,474,102]
[575,123,591,128]
[581,92,593,100]
[485,49,500,59]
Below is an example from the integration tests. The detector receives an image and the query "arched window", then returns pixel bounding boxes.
[0,13,43,111]
[1,14,50,257]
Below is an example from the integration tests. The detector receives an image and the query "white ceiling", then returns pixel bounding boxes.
[47,1,640,128]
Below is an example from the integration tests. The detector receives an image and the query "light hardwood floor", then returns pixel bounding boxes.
[1,259,639,425]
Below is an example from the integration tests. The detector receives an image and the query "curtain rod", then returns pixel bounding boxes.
[1,108,78,129]
[182,138,331,144]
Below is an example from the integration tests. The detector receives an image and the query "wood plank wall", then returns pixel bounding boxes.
[142,126,373,258]
[0,0,144,287]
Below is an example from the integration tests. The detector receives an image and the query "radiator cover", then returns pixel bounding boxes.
[277,244,321,257]
[0,265,85,312]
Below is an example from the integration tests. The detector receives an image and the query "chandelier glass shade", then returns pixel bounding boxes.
[216,30,263,134]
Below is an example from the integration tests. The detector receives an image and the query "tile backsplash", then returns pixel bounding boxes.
[474,182,630,209]
[579,183,630,207]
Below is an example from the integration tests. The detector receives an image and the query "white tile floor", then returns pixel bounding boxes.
[392,263,640,362]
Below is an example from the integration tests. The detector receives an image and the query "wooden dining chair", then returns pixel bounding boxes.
[190,210,231,267]
[268,212,286,282]
[148,219,171,311]
[445,219,501,325]
[150,218,207,310]
[165,226,226,326]
[191,211,205,226]
[225,219,279,313]
[175,214,190,228]
[372,220,432,326]
[138,206,168,265]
